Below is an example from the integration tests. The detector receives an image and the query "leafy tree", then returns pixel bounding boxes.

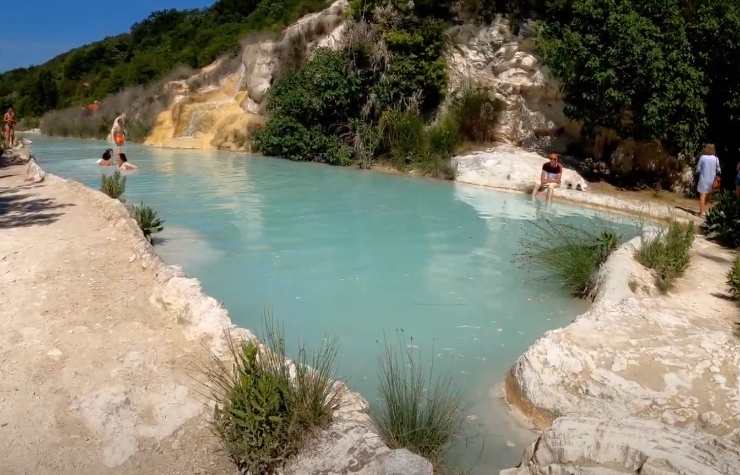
[538,0,706,156]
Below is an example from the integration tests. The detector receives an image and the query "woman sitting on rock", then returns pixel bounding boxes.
[532,153,563,204]
[117,153,138,171]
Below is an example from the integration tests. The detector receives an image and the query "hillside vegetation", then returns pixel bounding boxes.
[254,0,739,182]
[3,0,739,187]
[0,0,329,122]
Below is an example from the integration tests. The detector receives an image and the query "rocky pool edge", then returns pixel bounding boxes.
[12,148,433,475]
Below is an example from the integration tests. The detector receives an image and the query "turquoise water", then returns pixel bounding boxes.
[28,135,638,472]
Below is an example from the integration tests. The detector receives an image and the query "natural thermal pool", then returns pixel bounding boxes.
[29,135,638,472]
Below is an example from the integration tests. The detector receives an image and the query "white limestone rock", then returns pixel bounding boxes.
[502,416,740,475]
[241,0,348,107]
[446,20,575,151]
[452,145,589,192]
[506,237,740,436]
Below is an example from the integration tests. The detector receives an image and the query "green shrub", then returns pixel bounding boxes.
[729,256,739,300]
[704,191,740,249]
[348,119,382,169]
[100,171,126,199]
[201,317,340,474]
[427,116,461,156]
[372,336,464,464]
[266,49,361,126]
[448,85,502,143]
[379,109,427,167]
[637,222,695,292]
[129,202,164,243]
[519,221,622,298]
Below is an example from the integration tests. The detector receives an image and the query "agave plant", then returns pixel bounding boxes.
[130,202,164,243]
[100,171,126,199]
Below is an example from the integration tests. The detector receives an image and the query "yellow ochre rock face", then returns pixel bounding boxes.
[145,70,263,152]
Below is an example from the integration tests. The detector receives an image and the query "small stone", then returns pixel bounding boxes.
[380,449,433,475]
[700,411,722,427]
[47,348,63,360]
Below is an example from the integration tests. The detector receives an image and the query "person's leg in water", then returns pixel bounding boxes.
[546,184,555,205]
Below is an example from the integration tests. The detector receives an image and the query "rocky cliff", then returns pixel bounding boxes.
[145,0,348,151]
[446,19,577,153]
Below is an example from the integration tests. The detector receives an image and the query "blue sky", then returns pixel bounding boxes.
[1,0,215,72]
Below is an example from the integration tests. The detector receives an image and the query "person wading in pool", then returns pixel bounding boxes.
[110,113,127,155]
[97,149,114,167]
[117,153,138,171]
[532,153,563,204]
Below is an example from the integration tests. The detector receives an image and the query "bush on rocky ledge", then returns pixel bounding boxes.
[637,221,695,292]
[100,171,126,200]
[129,202,164,243]
[519,221,622,298]
[201,318,340,474]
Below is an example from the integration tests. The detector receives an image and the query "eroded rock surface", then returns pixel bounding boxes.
[446,20,577,152]
[503,236,740,473]
[502,416,740,475]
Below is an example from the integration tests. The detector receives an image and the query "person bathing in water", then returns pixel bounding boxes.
[532,153,563,204]
[110,113,126,154]
[117,153,138,171]
[97,149,114,166]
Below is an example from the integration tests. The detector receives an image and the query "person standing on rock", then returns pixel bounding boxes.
[696,144,721,216]
[110,113,127,154]
[4,106,16,148]
[532,153,563,204]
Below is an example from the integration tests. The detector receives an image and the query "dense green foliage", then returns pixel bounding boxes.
[637,222,695,292]
[519,221,622,298]
[703,191,740,248]
[372,336,464,465]
[538,0,740,183]
[129,203,164,243]
[100,172,126,200]
[0,0,329,119]
[201,319,339,473]
[255,2,504,176]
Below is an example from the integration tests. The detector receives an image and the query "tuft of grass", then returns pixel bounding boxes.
[379,108,427,168]
[636,221,695,292]
[519,221,622,298]
[448,84,502,143]
[200,315,340,474]
[129,202,164,243]
[100,171,126,199]
[372,336,464,465]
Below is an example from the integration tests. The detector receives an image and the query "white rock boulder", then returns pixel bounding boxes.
[502,416,740,475]
[452,145,589,192]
